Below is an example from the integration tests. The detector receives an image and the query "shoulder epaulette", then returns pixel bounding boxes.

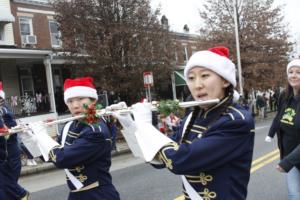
[225,106,246,121]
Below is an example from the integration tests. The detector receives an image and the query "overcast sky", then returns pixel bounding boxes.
[151,0,300,54]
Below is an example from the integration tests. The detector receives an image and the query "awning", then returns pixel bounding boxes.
[0,7,15,23]
[174,70,186,86]
[0,48,52,59]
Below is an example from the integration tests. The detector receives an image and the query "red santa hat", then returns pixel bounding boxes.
[64,77,98,103]
[184,46,236,87]
[287,59,300,74]
[0,82,5,99]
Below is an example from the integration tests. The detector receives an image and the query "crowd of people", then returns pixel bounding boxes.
[0,46,299,200]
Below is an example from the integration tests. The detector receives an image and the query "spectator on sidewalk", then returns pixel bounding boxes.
[256,94,267,118]
[157,114,167,135]
[165,112,180,135]
[266,59,300,200]
[107,117,118,151]
[0,82,29,200]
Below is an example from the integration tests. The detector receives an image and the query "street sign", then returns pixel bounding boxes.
[143,71,153,88]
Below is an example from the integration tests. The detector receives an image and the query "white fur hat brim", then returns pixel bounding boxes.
[64,86,98,103]
[184,51,237,87]
[0,91,4,99]
[287,59,300,74]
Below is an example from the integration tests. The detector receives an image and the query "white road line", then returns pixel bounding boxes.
[255,125,270,130]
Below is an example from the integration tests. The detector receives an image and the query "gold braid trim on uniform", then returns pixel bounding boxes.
[159,142,179,170]
[182,139,192,144]
[71,181,99,193]
[69,166,85,173]
[190,129,203,134]
[49,145,62,162]
[76,174,88,182]
[185,173,213,185]
[228,106,245,120]
[158,151,173,170]
[192,124,207,130]
[199,188,217,200]
[67,132,78,138]
[68,131,80,137]
[20,192,29,200]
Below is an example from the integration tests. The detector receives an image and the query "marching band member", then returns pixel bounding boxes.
[113,46,255,199]
[26,77,120,200]
[0,82,29,200]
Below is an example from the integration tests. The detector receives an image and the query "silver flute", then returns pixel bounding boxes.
[8,99,220,134]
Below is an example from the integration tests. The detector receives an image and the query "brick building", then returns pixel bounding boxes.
[171,32,201,101]
[0,0,202,125]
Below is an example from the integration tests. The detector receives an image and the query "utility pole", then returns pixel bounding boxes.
[233,0,243,96]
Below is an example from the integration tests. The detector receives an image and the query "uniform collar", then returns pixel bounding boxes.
[202,96,230,118]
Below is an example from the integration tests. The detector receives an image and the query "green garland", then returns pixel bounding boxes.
[157,99,180,116]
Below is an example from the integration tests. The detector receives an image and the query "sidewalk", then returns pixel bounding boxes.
[20,141,130,176]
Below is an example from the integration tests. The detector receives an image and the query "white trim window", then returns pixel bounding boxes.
[49,21,61,48]
[19,17,33,36]
[19,17,36,45]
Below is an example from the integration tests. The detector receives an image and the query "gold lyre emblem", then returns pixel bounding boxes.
[199,188,217,200]
[77,174,88,182]
[199,173,213,185]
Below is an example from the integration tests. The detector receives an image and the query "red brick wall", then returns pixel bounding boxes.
[10,2,55,49]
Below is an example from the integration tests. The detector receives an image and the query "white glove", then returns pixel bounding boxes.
[107,102,146,158]
[265,136,273,143]
[106,102,127,111]
[19,129,42,157]
[107,102,136,129]
[28,122,59,161]
[131,102,152,124]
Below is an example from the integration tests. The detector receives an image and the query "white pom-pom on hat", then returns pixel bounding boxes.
[233,90,240,102]
[0,82,5,99]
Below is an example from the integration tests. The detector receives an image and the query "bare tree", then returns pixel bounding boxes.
[198,0,293,90]
[51,0,174,103]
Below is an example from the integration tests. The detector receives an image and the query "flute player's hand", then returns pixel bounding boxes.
[106,102,136,130]
[131,102,152,124]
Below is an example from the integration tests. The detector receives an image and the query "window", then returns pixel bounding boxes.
[75,33,87,53]
[19,67,34,96]
[49,21,61,47]
[183,45,188,63]
[19,17,34,44]
[19,18,33,36]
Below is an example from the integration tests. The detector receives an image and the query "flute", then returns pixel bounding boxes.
[8,99,220,134]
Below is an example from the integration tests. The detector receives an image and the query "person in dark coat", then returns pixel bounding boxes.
[0,82,29,200]
[266,59,300,200]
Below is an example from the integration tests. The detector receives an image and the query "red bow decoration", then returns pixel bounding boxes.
[82,103,103,125]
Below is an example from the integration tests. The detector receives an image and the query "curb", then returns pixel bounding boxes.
[21,148,132,176]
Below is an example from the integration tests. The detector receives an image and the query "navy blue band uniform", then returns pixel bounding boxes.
[154,98,255,200]
[49,119,120,200]
[0,104,28,199]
